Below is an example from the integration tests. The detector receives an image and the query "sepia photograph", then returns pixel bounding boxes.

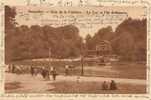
[4,5,147,93]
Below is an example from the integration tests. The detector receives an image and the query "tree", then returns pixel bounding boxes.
[85,18,146,61]
[5,6,17,63]
[5,5,17,33]
[85,34,92,50]
[113,18,146,61]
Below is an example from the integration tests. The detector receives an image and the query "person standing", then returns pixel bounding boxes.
[41,67,46,79]
[34,67,38,76]
[12,64,15,73]
[52,68,57,81]
[50,66,54,74]
[102,81,108,90]
[45,68,50,80]
[110,80,117,90]
[65,65,69,76]
[30,66,34,76]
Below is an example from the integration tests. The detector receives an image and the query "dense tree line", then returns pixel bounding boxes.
[5,6,146,63]
[5,24,82,62]
[5,6,82,63]
[86,18,146,61]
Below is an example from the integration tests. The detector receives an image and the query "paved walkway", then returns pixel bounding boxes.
[5,73,146,93]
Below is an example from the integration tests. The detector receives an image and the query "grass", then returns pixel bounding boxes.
[113,62,146,79]
[48,81,146,94]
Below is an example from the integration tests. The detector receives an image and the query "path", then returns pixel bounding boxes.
[5,73,146,93]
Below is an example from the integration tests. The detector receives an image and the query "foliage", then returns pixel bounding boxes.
[5,6,147,62]
[87,18,146,61]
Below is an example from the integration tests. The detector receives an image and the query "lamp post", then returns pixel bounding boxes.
[81,39,86,76]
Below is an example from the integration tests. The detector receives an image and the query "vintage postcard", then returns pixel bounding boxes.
[0,0,151,100]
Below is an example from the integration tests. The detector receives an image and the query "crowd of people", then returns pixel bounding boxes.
[6,64,70,81]
[30,66,58,81]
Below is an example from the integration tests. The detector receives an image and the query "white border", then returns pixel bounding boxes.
[0,0,151,100]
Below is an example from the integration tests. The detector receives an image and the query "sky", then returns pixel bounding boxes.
[14,5,146,38]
